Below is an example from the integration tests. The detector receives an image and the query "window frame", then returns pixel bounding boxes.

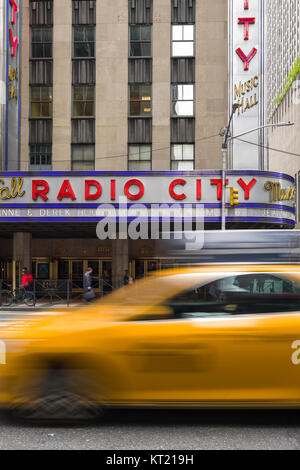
[72,26,95,59]
[31,27,53,59]
[129,84,152,117]
[29,144,52,167]
[129,25,152,58]
[30,85,53,118]
[71,144,95,171]
[72,85,95,118]
[171,24,195,58]
[128,144,152,171]
[171,83,195,117]
[163,273,300,318]
[170,144,195,170]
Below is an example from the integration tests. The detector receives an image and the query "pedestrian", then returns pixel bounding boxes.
[19,267,33,301]
[83,267,95,302]
[123,269,133,286]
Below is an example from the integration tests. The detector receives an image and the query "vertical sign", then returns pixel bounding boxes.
[0,0,6,170]
[6,0,20,171]
[229,0,264,170]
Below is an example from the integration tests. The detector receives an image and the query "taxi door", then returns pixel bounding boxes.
[117,311,300,405]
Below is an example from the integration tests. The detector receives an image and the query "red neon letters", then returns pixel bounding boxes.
[9,28,18,57]
[169,179,187,200]
[236,0,257,71]
[32,180,49,201]
[237,178,257,199]
[236,47,257,71]
[85,180,102,200]
[9,0,18,24]
[9,0,18,56]
[124,179,145,200]
[238,17,255,40]
[57,180,76,201]
[30,178,258,202]
[211,179,229,200]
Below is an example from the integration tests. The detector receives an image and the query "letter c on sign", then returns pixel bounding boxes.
[124,179,144,200]
[169,179,187,200]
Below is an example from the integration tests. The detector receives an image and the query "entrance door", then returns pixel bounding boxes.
[56,259,112,293]
[71,261,84,289]
[0,262,11,283]
[133,260,159,280]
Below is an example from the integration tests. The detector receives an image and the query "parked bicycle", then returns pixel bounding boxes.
[0,286,35,307]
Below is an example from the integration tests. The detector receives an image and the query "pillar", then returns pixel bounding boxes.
[112,239,129,289]
[13,232,32,284]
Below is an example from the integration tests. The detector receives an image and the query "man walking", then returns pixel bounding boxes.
[83,267,95,302]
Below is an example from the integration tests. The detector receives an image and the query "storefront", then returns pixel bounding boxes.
[0,170,296,289]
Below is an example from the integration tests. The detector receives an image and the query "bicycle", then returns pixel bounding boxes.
[0,286,35,307]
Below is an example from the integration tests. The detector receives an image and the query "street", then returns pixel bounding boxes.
[0,408,300,450]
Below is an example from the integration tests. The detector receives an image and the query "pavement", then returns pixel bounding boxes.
[0,303,82,312]
[0,409,300,449]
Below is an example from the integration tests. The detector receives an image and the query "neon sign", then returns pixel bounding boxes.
[9,0,19,57]
[236,0,256,71]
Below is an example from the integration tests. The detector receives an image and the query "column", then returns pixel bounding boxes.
[152,0,171,170]
[195,0,228,170]
[13,232,32,285]
[112,239,129,289]
[95,0,128,171]
[52,0,72,170]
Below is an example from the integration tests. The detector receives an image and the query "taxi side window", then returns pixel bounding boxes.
[164,274,300,318]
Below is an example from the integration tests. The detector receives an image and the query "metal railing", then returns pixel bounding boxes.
[0,279,114,307]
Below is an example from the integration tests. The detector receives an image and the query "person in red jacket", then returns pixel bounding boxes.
[20,267,33,300]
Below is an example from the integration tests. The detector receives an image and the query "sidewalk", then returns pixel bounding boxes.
[0,301,82,312]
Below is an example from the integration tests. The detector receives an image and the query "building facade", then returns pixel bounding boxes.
[0,0,296,291]
[264,0,300,222]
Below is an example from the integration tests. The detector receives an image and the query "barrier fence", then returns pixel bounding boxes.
[0,278,113,307]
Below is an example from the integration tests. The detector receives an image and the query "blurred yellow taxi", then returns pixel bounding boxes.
[1,264,300,421]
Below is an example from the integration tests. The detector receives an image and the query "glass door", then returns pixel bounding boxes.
[133,259,159,280]
[71,261,84,289]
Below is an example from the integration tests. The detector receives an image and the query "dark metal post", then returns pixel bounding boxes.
[67,280,70,307]
[33,280,36,307]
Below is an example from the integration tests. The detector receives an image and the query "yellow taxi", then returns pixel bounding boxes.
[1,264,300,422]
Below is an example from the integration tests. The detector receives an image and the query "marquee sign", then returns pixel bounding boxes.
[0,171,295,227]
[6,0,21,171]
[229,0,264,170]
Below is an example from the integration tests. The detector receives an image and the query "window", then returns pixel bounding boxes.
[130,25,152,57]
[128,145,151,170]
[71,144,95,170]
[30,86,52,118]
[171,144,194,170]
[164,273,300,318]
[73,26,95,58]
[171,84,194,116]
[73,85,95,117]
[29,144,52,166]
[172,25,194,57]
[31,28,52,58]
[129,84,152,117]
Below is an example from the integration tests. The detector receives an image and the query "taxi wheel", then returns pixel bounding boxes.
[11,368,105,424]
